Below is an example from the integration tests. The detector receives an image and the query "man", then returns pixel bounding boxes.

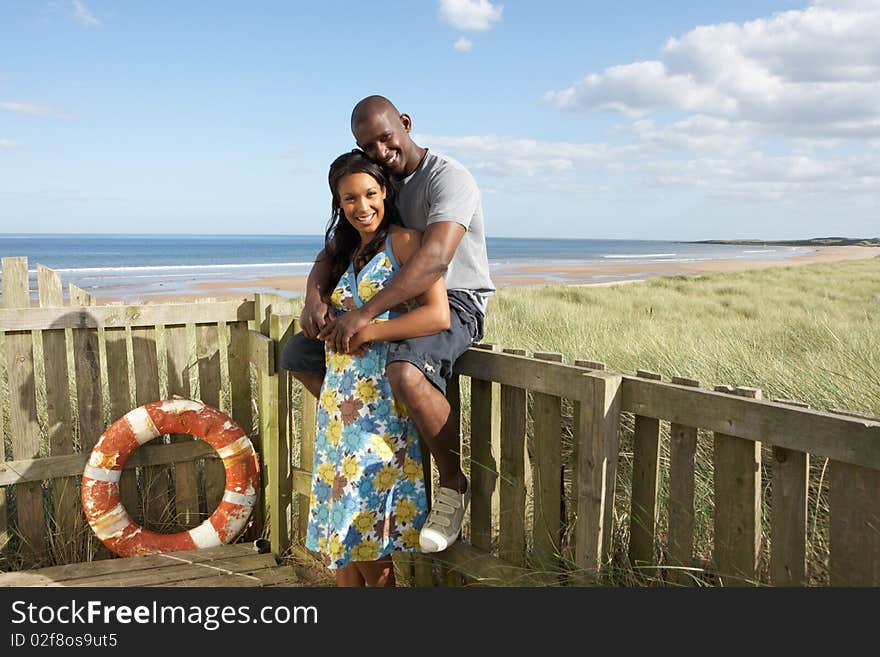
[281,95,494,553]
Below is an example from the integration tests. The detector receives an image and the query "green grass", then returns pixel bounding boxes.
[484,258,880,416]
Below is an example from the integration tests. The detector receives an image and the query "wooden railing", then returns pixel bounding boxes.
[269,299,880,587]
[0,257,274,568]
[2,257,879,587]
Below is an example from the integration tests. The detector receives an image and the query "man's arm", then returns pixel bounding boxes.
[318,221,465,353]
[299,248,333,339]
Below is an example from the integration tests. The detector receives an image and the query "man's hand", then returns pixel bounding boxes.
[318,308,371,354]
[300,296,330,339]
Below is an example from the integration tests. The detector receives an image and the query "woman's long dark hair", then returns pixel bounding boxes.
[323,149,401,295]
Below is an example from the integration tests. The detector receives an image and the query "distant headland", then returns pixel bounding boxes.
[690,237,880,247]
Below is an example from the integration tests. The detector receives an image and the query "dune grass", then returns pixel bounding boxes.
[484,258,880,416]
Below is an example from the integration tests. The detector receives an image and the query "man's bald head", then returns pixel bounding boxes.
[350,95,400,130]
[350,95,425,179]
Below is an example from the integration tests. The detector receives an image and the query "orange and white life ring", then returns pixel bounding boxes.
[81,399,260,558]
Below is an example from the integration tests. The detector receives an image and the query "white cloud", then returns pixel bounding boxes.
[0,101,76,120]
[414,130,880,204]
[454,37,474,52]
[418,133,619,177]
[0,139,17,149]
[439,0,503,31]
[544,2,880,139]
[73,0,99,27]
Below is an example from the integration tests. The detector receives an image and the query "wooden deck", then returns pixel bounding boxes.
[0,543,328,588]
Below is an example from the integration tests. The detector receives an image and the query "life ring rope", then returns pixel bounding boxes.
[82,399,260,558]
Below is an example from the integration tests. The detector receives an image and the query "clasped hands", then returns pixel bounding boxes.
[301,298,371,355]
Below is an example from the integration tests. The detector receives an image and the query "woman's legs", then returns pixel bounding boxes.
[353,556,396,587]
[335,563,366,587]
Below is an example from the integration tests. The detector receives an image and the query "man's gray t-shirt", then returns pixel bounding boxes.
[392,150,495,315]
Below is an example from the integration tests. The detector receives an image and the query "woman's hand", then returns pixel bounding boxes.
[347,328,371,357]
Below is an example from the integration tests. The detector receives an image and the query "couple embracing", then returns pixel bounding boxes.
[281,95,495,587]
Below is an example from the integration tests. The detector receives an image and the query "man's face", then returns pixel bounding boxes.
[352,110,413,178]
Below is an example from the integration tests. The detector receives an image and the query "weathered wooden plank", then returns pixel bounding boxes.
[267,313,294,555]
[228,322,254,441]
[712,386,762,587]
[455,348,598,400]
[0,300,256,331]
[573,371,622,583]
[72,326,102,452]
[103,327,140,524]
[531,352,563,577]
[829,461,880,586]
[165,324,199,529]
[196,323,225,517]
[769,399,809,587]
[469,343,501,552]
[441,374,465,587]
[629,370,662,573]
[3,256,45,559]
[228,321,261,540]
[249,330,275,376]
[295,329,317,547]
[0,331,7,555]
[69,284,94,306]
[37,265,63,307]
[439,538,557,587]
[38,267,81,556]
[666,376,700,586]
[63,554,277,587]
[132,326,168,530]
[0,441,219,486]
[499,348,527,567]
[574,359,606,371]
[0,543,256,586]
[156,565,298,588]
[623,377,880,469]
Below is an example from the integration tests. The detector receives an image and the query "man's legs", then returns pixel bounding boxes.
[386,361,466,493]
[385,292,483,552]
[281,332,325,398]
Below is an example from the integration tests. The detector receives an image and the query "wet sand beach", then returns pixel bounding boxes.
[105,245,880,304]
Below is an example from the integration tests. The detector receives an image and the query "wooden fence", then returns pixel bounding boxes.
[2,256,879,586]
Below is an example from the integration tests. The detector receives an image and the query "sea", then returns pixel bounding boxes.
[0,234,815,301]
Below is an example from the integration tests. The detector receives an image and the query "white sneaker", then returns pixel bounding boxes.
[419,486,470,553]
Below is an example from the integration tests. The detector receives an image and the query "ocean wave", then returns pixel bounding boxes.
[603,253,676,259]
[743,249,776,253]
[26,262,313,275]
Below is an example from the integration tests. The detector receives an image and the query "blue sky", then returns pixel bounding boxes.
[1,0,877,239]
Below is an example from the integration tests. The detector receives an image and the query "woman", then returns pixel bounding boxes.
[305,150,450,587]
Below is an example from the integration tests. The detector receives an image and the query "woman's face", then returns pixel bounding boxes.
[337,172,386,244]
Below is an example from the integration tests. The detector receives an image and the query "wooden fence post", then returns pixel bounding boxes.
[573,370,622,584]
[470,343,501,552]
[769,399,809,586]
[499,348,527,567]
[532,352,564,578]
[712,385,762,586]
[294,319,318,547]
[828,409,880,586]
[37,265,83,560]
[268,312,294,556]
[628,369,662,576]
[2,257,45,560]
[667,376,700,586]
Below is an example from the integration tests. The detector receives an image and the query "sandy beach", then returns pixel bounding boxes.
[108,245,880,304]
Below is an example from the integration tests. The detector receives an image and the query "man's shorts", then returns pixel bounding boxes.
[280,290,484,395]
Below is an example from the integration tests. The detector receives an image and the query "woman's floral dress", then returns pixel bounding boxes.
[305,233,427,569]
